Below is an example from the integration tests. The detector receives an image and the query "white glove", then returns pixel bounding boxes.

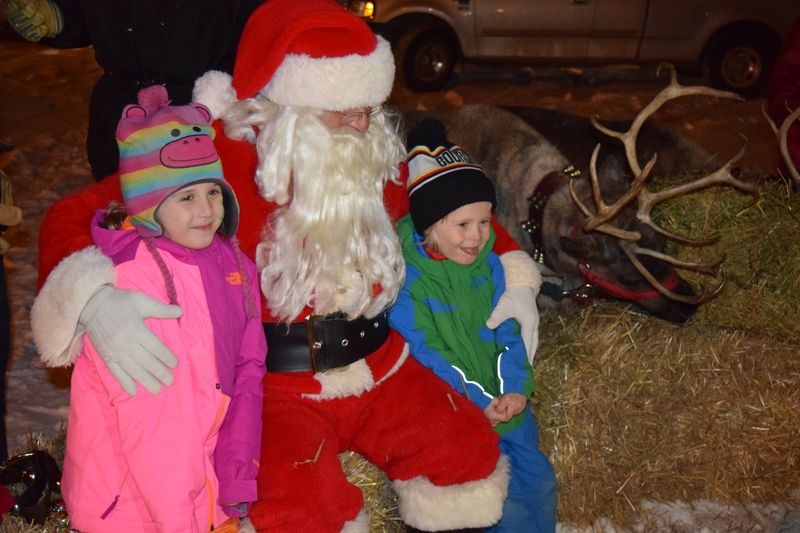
[485,285,540,365]
[80,285,182,395]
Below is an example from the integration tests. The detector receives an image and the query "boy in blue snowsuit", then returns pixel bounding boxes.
[389,119,557,532]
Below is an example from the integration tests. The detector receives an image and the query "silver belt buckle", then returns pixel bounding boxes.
[304,314,322,372]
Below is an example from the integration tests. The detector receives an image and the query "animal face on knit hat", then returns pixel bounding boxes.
[117,85,239,238]
[231,0,394,111]
[405,118,497,235]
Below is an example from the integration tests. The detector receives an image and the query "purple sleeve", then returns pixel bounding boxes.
[214,259,266,515]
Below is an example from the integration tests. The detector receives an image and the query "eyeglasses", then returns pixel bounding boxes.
[319,106,382,132]
[331,106,382,120]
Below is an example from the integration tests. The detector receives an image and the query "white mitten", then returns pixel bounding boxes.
[79,285,182,395]
[485,250,542,364]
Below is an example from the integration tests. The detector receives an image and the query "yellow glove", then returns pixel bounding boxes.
[4,0,64,42]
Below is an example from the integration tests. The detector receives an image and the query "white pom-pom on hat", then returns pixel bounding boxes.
[192,70,238,120]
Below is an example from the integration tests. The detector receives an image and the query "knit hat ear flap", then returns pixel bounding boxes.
[405,118,497,234]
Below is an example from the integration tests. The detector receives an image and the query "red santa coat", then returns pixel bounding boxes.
[37,121,518,531]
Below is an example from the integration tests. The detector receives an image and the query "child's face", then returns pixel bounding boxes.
[431,201,493,265]
[157,182,224,249]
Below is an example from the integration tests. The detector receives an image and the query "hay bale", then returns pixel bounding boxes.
[658,177,800,342]
[528,178,800,526]
[533,306,800,526]
[341,451,405,531]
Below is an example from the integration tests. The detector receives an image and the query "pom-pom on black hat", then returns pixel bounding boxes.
[405,118,496,234]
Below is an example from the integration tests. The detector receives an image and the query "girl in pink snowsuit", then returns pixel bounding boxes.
[58,86,266,532]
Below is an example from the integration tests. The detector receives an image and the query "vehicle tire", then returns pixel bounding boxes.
[702,29,781,99]
[395,28,457,92]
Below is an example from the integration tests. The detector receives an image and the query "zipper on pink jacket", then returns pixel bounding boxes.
[101,470,129,519]
[100,495,119,519]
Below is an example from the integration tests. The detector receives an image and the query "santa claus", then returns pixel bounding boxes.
[32,0,543,530]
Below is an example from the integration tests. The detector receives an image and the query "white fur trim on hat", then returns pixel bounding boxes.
[31,247,116,367]
[264,37,394,111]
[193,70,238,120]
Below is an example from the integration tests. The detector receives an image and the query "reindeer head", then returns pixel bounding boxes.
[552,65,757,322]
[540,154,698,323]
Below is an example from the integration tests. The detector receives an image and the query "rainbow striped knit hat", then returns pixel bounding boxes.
[117,85,239,238]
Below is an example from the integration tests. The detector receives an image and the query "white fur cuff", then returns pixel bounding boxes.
[393,454,510,530]
[31,247,115,367]
[340,509,370,533]
[500,250,543,295]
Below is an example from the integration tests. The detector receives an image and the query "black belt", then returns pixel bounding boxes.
[264,312,390,373]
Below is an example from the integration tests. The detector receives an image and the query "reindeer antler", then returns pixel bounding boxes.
[578,63,757,305]
[635,138,752,245]
[762,99,800,186]
[569,143,655,241]
[591,63,745,175]
[620,241,725,304]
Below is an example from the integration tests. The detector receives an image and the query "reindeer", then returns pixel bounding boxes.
[401,65,757,324]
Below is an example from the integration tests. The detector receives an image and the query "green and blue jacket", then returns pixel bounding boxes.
[389,215,534,433]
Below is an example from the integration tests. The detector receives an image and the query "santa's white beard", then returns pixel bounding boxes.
[254,107,406,322]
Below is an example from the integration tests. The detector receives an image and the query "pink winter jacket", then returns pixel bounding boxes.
[62,219,266,532]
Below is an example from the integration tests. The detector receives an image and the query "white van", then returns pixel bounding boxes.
[339,0,798,96]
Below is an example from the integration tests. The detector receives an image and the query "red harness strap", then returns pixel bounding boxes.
[578,260,681,301]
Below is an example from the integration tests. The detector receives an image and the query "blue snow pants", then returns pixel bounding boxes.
[487,405,557,532]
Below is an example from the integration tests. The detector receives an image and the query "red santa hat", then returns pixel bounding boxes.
[196,0,394,115]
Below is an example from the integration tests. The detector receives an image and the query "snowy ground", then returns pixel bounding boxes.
[1,26,798,532]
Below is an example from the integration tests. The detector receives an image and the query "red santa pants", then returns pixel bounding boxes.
[249,352,502,531]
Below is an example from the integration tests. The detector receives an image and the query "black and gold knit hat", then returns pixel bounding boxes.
[405,118,496,234]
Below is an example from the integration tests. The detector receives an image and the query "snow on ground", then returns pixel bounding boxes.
[1,30,798,532]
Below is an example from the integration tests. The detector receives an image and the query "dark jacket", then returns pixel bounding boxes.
[40,0,264,179]
[42,0,262,96]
